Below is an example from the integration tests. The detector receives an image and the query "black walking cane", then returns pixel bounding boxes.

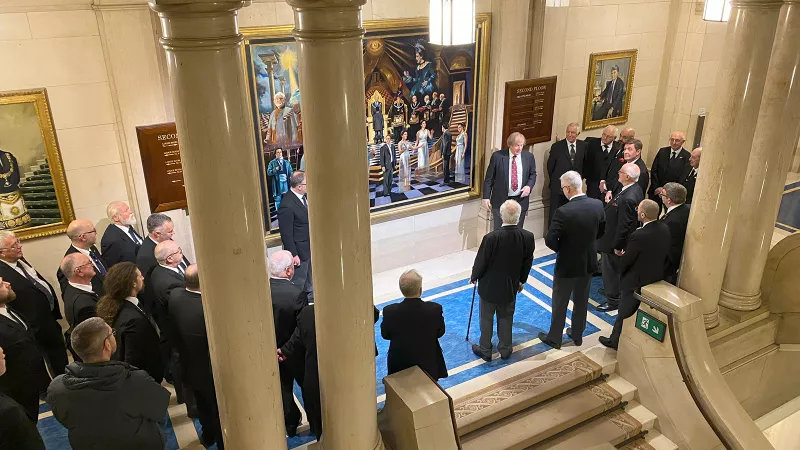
[465,282,477,341]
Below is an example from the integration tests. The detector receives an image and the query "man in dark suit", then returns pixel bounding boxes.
[278,304,321,440]
[604,139,649,201]
[169,265,223,449]
[659,183,691,285]
[679,147,701,204]
[378,135,394,197]
[60,253,99,361]
[600,199,670,349]
[648,132,691,211]
[0,345,46,447]
[0,278,49,422]
[584,125,621,200]
[268,250,306,436]
[278,170,314,301]
[599,127,635,197]
[0,231,67,376]
[592,65,626,120]
[596,163,644,312]
[548,123,587,225]
[101,201,143,268]
[381,269,447,379]
[56,220,107,296]
[136,213,188,315]
[483,132,537,230]
[540,171,606,349]
[470,200,535,361]
[436,93,449,127]
[440,123,453,184]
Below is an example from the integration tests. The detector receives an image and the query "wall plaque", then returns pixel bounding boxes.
[136,123,187,212]
[502,77,557,145]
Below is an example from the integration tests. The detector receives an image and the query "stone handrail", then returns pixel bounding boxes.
[636,282,774,450]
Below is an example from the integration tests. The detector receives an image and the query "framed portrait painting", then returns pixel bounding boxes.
[242,15,491,239]
[582,49,637,130]
[0,89,74,240]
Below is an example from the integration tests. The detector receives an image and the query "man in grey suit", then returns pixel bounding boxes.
[379,134,394,197]
[482,132,537,230]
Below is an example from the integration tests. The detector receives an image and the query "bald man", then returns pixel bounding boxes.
[60,253,99,361]
[599,127,635,197]
[648,132,691,211]
[547,123,586,225]
[101,201,143,268]
[679,147,701,203]
[56,219,107,296]
[584,125,622,200]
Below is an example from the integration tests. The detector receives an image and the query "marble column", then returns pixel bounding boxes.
[678,0,782,328]
[720,0,800,310]
[149,1,287,448]
[285,1,383,449]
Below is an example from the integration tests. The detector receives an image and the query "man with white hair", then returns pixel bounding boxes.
[482,132,537,230]
[56,219,107,296]
[585,125,621,200]
[101,201,143,268]
[649,131,690,211]
[470,200,535,361]
[596,163,644,312]
[547,123,587,226]
[540,171,605,349]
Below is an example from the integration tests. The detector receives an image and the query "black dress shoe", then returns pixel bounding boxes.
[471,344,491,362]
[599,336,618,350]
[500,351,512,360]
[566,327,582,346]
[538,332,561,350]
[596,302,619,312]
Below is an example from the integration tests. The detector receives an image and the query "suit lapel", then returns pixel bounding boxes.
[0,311,26,332]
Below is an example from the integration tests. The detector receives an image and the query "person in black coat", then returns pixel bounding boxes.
[136,213,188,316]
[97,262,164,384]
[648,132,691,211]
[0,231,67,376]
[47,317,170,450]
[0,279,49,423]
[679,147,701,204]
[470,200,535,361]
[600,200,670,349]
[268,250,307,436]
[378,135,394,197]
[0,345,46,448]
[659,183,691,285]
[540,171,606,349]
[584,125,622,200]
[278,171,314,301]
[603,139,649,201]
[547,123,587,225]
[381,269,447,379]
[56,220,107,297]
[60,253,100,361]
[169,266,223,449]
[440,123,453,184]
[101,201,144,268]
[483,132,537,230]
[596,163,644,312]
[279,304,321,439]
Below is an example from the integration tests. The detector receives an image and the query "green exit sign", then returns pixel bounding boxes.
[635,310,666,342]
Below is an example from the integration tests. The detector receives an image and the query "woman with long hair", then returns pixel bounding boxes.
[398,130,413,190]
[414,120,430,176]
[96,262,163,383]
[455,123,468,184]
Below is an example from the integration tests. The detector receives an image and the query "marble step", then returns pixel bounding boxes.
[459,375,636,450]
[711,315,779,368]
[624,430,680,450]
[531,401,656,450]
[454,348,612,436]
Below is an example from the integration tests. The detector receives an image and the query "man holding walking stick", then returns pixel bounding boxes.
[470,200,535,361]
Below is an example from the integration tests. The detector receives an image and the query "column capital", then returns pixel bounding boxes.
[286,0,367,40]
[730,0,783,9]
[149,0,249,49]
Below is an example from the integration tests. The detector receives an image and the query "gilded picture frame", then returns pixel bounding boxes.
[582,49,637,130]
[0,89,75,240]
[242,15,492,244]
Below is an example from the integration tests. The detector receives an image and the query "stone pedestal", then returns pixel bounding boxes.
[149,1,287,448]
[285,0,383,449]
[720,0,800,311]
[678,0,782,328]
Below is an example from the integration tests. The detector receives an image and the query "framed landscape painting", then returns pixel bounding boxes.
[583,49,637,130]
[242,15,491,239]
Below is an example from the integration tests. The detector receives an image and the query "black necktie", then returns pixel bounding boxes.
[178,261,187,275]
[671,151,677,160]
[603,145,609,156]
[302,194,308,208]
[18,262,54,310]
[127,226,142,245]
[569,143,575,164]
[89,248,107,276]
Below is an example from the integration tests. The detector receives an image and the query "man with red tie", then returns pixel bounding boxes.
[482,132,538,230]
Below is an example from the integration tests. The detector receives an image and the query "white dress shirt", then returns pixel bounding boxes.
[72,245,102,271]
[569,193,586,201]
[618,183,635,196]
[0,305,26,329]
[68,282,94,293]
[115,224,142,245]
[507,152,524,196]
[158,264,182,275]
[125,296,140,307]
[0,259,52,293]
[665,203,682,215]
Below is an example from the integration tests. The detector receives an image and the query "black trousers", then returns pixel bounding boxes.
[600,252,621,305]
[608,289,640,346]
[546,275,591,345]
[194,385,224,449]
[477,299,516,356]
[40,338,68,377]
[382,167,393,196]
[171,349,196,414]
[442,154,451,183]
[279,356,303,434]
[586,179,603,201]
[491,196,527,231]
[548,187,568,226]
[303,375,322,440]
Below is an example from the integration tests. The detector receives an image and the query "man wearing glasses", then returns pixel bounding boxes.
[60,253,100,361]
[56,220,108,296]
[0,230,67,376]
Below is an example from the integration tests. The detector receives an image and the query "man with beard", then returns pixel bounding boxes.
[101,201,144,268]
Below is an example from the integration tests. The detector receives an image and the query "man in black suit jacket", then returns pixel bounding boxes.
[470,200,535,361]
[136,214,189,315]
[0,345,46,447]
[0,231,67,376]
[592,65,626,120]
[547,123,587,226]
[483,132,537,230]
[60,253,99,361]
[648,132,691,211]
[679,147,701,204]
[111,280,164,384]
[169,265,223,449]
[101,201,144,268]
[659,183,691,285]
[56,220,107,296]
[378,135,394,197]
[440,123,454,184]
[604,139,649,202]
[268,250,306,436]
[0,279,49,423]
[540,171,606,349]
[600,200,670,349]
[279,304,321,439]
[584,125,622,200]
[381,269,447,379]
[278,171,314,300]
[596,163,644,312]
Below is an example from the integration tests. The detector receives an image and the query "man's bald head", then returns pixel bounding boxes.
[601,125,618,145]
[690,147,702,168]
[154,240,181,266]
[66,220,97,248]
[638,199,660,222]
[669,131,686,150]
[185,264,199,290]
[60,253,94,282]
[620,127,636,144]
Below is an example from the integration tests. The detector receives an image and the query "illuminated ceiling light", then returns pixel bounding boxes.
[703,0,732,22]
[429,0,476,46]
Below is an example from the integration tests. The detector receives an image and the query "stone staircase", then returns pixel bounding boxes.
[451,346,678,450]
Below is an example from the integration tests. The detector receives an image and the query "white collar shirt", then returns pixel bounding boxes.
[569,193,586,201]
[115,224,142,244]
[69,282,94,293]
[0,305,26,329]
[666,204,682,215]
[0,259,50,293]
[507,152,524,196]
[125,296,140,307]
[159,264,182,275]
